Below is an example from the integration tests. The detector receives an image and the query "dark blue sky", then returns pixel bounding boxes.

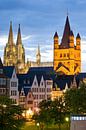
[0,0,86,71]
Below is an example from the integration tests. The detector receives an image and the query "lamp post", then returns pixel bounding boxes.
[37,122,40,130]
[65,117,70,130]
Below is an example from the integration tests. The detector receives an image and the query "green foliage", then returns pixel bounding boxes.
[0,96,25,130]
[64,82,86,114]
[32,98,67,130]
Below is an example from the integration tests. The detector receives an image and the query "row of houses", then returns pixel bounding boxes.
[0,58,86,114]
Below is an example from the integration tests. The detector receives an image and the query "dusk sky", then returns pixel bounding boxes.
[0,0,86,71]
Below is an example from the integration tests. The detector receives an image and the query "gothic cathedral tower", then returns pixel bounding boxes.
[4,22,17,66]
[16,24,25,72]
[4,22,25,73]
[54,16,81,75]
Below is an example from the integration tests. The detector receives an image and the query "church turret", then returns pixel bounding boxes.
[76,33,81,50]
[54,32,59,49]
[8,21,14,45]
[36,45,41,65]
[69,30,74,48]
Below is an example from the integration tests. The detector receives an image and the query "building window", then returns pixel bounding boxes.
[24,80,26,84]
[0,78,6,85]
[41,82,43,86]
[47,88,51,92]
[67,53,69,57]
[34,81,36,86]
[28,80,30,84]
[0,69,3,74]
[11,82,17,87]
[11,90,17,96]
[47,81,52,85]
[60,54,62,57]
[64,54,66,57]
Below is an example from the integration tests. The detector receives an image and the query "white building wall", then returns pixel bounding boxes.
[10,69,19,104]
[31,75,53,112]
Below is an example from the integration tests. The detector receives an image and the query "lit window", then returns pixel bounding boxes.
[60,54,62,57]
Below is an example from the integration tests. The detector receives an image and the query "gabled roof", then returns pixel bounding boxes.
[60,16,71,48]
[0,58,3,68]
[18,67,54,96]
[4,66,15,78]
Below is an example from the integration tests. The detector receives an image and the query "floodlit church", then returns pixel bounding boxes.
[53,16,81,75]
[4,22,26,74]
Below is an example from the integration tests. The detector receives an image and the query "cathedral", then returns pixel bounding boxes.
[53,16,81,75]
[4,22,27,74]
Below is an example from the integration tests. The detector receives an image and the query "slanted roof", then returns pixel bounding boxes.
[60,16,71,48]
[4,66,15,78]
[0,58,3,68]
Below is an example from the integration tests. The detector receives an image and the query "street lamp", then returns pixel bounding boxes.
[37,123,40,130]
[65,117,70,130]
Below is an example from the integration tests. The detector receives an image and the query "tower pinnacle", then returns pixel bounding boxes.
[16,24,22,45]
[36,45,41,64]
[8,21,14,45]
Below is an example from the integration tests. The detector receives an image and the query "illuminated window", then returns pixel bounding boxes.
[60,54,62,57]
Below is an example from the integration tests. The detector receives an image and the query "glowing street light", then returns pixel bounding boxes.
[65,117,69,122]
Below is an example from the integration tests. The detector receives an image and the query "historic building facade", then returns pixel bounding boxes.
[54,16,81,75]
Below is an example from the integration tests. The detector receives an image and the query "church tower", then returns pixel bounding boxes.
[16,24,25,71]
[53,16,81,75]
[4,22,17,66]
[36,45,41,65]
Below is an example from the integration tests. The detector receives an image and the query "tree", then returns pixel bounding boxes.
[33,98,67,130]
[33,100,53,129]
[51,97,67,130]
[64,82,86,114]
[0,96,25,130]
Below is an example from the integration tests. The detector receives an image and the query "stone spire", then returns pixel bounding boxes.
[36,45,41,64]
[16,24,22,45]
[70,76,77,89]
[61,15,71,48]
[8,21,14,45]
[63,83,69,93]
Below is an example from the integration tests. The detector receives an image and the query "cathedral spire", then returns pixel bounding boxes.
[36,45,41,64]
[61,15,71,48]
[16,24,22,45]
[8,21,14,45]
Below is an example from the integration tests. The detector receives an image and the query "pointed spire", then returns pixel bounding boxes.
[70,30,74,37]
[36,44,41,56]
[0,58,3,68]
[54,32,58,38]
[16,24,22,45]
[72,76,77,88]
[76,33,81,39]
[63,83,69,93]
[36,45,41,64]
[70,76,77,89]
[61,16,71,48]
[8,21,14,45]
